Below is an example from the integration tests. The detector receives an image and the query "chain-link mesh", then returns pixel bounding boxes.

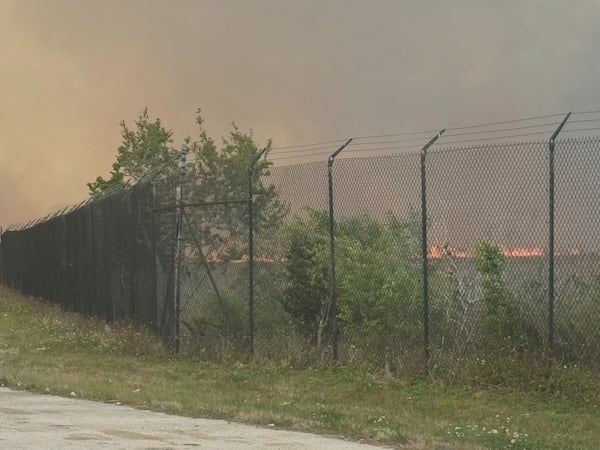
[555,137,600,366]
[0,178,177,339]
[176,175,251,356]
[255,162,330,362]
[2,136,600,377]
[330,155,423,370]
[426,142,549,377]
[253,137,600,373]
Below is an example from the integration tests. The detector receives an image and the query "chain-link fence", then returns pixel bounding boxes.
[0,177,177,339]
[254,136,600,375]
[1,134,600,379]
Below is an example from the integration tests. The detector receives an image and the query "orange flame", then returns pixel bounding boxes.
[500,246,544,257]
[429,246,468,259]
[429,246,443,259]
[430,245,545,258]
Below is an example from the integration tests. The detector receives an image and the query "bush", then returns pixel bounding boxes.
[281,212,331,346]
[475,239,512,340]
[474,239,540,354]
[281,210,424,363]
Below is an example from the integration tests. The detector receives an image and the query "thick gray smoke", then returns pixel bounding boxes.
[1,0,599,225]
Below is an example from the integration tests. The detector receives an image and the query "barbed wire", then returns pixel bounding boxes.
[560,127,600,134]
[267,111,600,163]
[269,112,578,160]
[270,149,340,161]
[571,110,600,115]
[441,121,561,138]
[444,113,567,131]
[352,128,440,140]
[431,130,554,147]
[271,138,350,151]
[4,111,599,229]
[567,118,600,125]
[4,154,182,232]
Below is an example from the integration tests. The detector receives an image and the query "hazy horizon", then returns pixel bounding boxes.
[1,0,599,226]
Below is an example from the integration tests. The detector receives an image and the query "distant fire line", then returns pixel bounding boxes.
[199,246,581,264]
[429,245,579,258]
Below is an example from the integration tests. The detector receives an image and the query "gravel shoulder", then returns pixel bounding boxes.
[0,387,387,450]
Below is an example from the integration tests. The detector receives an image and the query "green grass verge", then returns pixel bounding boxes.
[1,286,599,449]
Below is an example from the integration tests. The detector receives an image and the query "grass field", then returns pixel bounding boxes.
[1,286,600,449]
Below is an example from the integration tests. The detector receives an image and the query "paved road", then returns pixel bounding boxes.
[0,387,386,449]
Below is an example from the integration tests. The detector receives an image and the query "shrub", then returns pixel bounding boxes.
[281,210,424,362]
[474,239,540,353]
[475,239,512,340]
[281,211,332,346]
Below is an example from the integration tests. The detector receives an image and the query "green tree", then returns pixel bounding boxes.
[88,107,286,260]
[86,107,287,345]
[173,112,288,350]
[184,110,287,261]
[87,107,177,196]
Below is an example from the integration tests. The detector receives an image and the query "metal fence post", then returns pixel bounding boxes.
[248,147,268,355]
[548,112,570,359]
[420,129,445,373]
[174,143,188,353]
[151,184,158,333]
[328,138,353,361]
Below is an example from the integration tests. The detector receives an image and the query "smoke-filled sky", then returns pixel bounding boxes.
[1,0,599,226]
